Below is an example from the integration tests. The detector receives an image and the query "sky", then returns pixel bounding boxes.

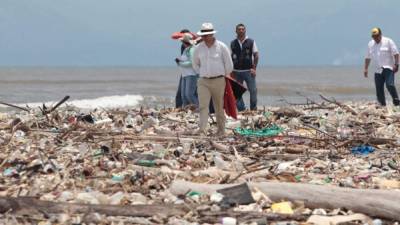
[1,0,400,66]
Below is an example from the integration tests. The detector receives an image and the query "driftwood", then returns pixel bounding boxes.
[43,95,70,115]
[0,196,188,217]
[320,94,357,115]
[199,210,308,224]
[0,101,30,112]
[273,107,304,118]
[211,141,230,152]
[170,180,400,221]
[117,135,198,143]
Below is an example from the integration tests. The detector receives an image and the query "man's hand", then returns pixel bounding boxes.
[364,69,368,78]
[250,68,256,77]
[175,58,181,65]
[394,64,399,73]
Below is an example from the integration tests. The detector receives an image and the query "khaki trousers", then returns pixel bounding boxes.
[197,77,226,133]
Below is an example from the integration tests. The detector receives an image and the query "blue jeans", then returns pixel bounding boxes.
[181,75,199,106]
[234,71,257,111]
[175,76,183,108]
[374,68,400,106]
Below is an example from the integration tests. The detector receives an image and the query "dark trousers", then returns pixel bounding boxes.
[175,76,183,108]
[374,68,400,106]
[234,71,257,111]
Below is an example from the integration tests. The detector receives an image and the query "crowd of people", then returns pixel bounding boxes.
[174,23,399,136]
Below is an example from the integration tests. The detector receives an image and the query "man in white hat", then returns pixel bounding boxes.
[193,22,233,136]
[364,27,400,106]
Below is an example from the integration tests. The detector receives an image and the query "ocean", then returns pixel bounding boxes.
[0,66,392,111]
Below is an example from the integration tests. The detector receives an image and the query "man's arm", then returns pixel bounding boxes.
[251,41,259,76]
[222,44,233,76]
[252,52,259,75]
[364,58,371,78]
[394,54,399,73]
[192,46,200,74]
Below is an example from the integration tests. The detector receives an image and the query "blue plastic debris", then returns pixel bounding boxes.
[351,145,375,155]
[3,167,18,177]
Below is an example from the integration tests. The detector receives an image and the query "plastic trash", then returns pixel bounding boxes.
[187,191,202,197]
[213,153,231,171]
[94,118,112,125]
[226,120,241,129]
[222,217,237,225]
[111,174,125,182]
[142,117,158,130]
[372,219,382,225]
[109,191,125,205]
[351,145,375,155]
[217,183,255,206]
[271,202,294,214]
[307,213,372,225]
[152,143,165,158]
[235,124,283,137]
[3,167,18,177]
[337,126,352,139]
[93,145,110,157]
[124,114,135,128]
[388,160,398,170]
[210,192,224,203]
[135,159,156,167]
[15,130,25,138]
[80,114,94,123]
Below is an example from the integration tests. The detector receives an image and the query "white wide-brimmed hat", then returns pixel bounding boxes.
[197,22,217,36]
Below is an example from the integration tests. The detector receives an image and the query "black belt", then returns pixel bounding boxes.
[202,75,224,79]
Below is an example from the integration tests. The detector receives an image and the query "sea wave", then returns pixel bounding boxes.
[0,95,143,110]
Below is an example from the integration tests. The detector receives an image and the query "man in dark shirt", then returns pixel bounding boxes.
[230,24,259,111]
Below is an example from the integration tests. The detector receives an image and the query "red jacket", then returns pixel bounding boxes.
[224,77,238,119]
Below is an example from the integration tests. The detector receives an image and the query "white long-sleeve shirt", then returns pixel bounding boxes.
[193,40,233,78]
[366,36,399,73]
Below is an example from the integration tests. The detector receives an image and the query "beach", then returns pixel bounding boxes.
[1,98,400,223]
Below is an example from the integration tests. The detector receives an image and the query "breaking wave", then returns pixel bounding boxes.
[1,95,144,110]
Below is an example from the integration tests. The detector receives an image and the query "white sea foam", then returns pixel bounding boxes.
[1,95,143,110]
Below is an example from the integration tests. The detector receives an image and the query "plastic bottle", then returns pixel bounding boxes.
[222,217,237,225]
[136,159,156,167]
[125,114,135,127]
[372,219,382,225]
[213,153,230,170]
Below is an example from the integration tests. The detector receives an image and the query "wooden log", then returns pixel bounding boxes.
[170,180,400,221]
[0,197,188,217]
[199,210,308,224]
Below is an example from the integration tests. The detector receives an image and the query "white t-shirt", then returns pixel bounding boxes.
[366,36,399,73]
